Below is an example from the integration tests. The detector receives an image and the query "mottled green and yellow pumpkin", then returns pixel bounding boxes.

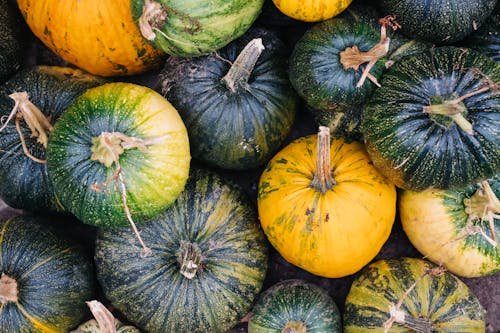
[73,301,140,333]
[272,0,353,22]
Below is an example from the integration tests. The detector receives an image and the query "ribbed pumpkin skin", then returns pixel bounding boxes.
[46,82,190,228]
[74,319,140,333]
[0,215,95,332]
[17,0,164,76]
[95,168,268,333]
[363,46,500,191]
[131,0,264,56]
[160,28,298,170]
[289,18,384,112]
[0,0,23,83]
[272,0,353,22]
[377,0,497,44]
[0,66,105,212]
[248,279,341,333]
[343,258,486,332]
[257,135,396,278]
[399,176,500,278]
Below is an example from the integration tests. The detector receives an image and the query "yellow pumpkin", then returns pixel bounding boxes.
[17,0,164,77]
[272,0,353,22]
[257,127,396,278]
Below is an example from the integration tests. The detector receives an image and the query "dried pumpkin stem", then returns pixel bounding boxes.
[0,273,18,304]
[222,38,265,93]
[282,321,307,333]
[310,126,335,194]
[86,300,117,333]
[139,0,167,41]
[176,241,202,279]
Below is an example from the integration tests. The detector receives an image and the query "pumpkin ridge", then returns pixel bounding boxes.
[15,302,60,333]
[19,247,75,279]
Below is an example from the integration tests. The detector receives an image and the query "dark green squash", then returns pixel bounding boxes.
[0,0,24,83]
[461,4,499,64]
[343,257,486,332]
[363,46,500,191]
[248,279,341,333]
[0,214,95,332]
[0,66,105,212]
[74,300,141,333]
[377,0,497,44]
[94,168,268,333]
[159,28,298,170]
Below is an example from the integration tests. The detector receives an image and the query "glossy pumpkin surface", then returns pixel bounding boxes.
[47,82,190,228]
[0,214,95,332]
[0,0,24,83]
[257,129,396,278]
[248,279,341,333]
[160,28,298,170]
[95,168,268,333]
[344,257,486,332]
[363,46,500,191]
[17,0,164,76]
[0,66,105,212]
[399,176,500,278]
[272,0,352,22]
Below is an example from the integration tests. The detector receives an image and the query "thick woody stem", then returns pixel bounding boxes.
[309,126,335,194]
[139,0,168,41]
[176,241,202,279]
[0,273,18,304]
[86,300,117,333]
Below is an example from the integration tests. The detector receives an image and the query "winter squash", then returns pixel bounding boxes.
[257,126,396,278]
[17,0,164,76]
[0,66,105,212]
[343,257,486,332]
[399,176,499,278]
[130,0,264,56]
[0,0,24,83]
[248,279,341,333]
[461,4,499,64]
[159,28,298,170]
[363,46,500,191]
[377,0,497,44]
[95,168,268,333]
[271,0,353,22]
[0,214,95,332]
[73,301,140,333]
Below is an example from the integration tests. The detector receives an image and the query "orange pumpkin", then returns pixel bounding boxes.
[272,0,353,22]
[257,127,396,278]
[17,0,164,77]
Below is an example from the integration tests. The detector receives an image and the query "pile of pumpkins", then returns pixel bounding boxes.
[0,0,498,332]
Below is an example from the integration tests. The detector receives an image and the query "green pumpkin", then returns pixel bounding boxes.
[46,82,191,229]
[74,300,141,333]
[159,28,298,170]
[344,257,486,332]
[0,214,95,332]
[248,279,341,333]
[94,168,268,333]
[363,46,500,191]
[461,4,499,64]
[131,0,264,56]
[377,0,497,44]
[0,0,24,83]
[0,66,105,212]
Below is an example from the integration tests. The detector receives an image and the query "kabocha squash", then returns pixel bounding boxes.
[271,0,353,22]
[377,0,497,44]
[73,301,140,333]
[461,4,499,64]
[17,0,164,77]
[0,214,95,332]
[46,82,190,254]
[0,66,105,212]
[0,0,24,83]
[95,168,268,333]
[343,257,486,332]
[131,0,264,56]
[248,279,341,333]
[257,127,396,278]
[160,28,298,170]
[399,176,500,278]
[363,46,500,191]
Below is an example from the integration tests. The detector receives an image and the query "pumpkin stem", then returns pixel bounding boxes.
[177,241,203,279]
[221,38,265,93]
[340,15,400,88]
[0,92,53,163]
[86,300,117,333]
[282,321,307,333]
[139,0,167,41]
[310,126,335,194]
[0,273,18,304]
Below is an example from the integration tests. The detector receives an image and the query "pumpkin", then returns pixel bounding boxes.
[46,82,191,242]
[73,300,141,333]
[399,176,499,278]
[461,4,499,64]
[257,126,396,278]
[130,0,264,57]
[363,46,500,191]
[248,279,341,333]
[0,0,24,83]
[94,168,268,333]
[271,0,353,22]
[377,0,497,44]
[159,28,298,170]
[0,66,105,212]
[0,214,95,332]
[17,0,164,77]
[343,257,486,332]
